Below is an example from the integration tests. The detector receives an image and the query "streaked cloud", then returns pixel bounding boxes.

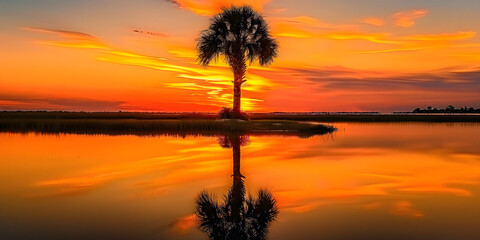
[165,0,271,15]
[19,14,480,112]
[287,65,480,91]
[0,91,126,111]
[272,24,315,38]
[357,47,425,54]
[393,9,428,27]
[23,27,107,49]
[273,15,358,30]
[272,19,397,44]
[271,15,401,44]
[324,32,398,44]
[392,201,424,218]
[271,15,361,39]
[23,27,275,110]
[251,65,480,112]
[358,31,477,54]
[361,17,385,26]
[405,31,476,41]
[170,214,197,234]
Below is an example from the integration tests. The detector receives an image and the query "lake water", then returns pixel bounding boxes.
[1,123,479,240]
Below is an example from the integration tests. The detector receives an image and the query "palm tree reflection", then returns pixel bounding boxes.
[195,134,278,240]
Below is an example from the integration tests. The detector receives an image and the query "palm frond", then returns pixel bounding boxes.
[245,189,279,239]
[195,191,226,239]
[196,5,278,68]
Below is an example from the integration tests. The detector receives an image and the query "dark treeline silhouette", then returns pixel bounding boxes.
[2,111,480,123]
[0,111,217,119]
[413,105,480,114]
[195,134,278,240]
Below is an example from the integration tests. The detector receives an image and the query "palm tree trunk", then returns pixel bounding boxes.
[231,135,244,224]
[233,74,242,117]
[231,54,246,119]
[232,135,241,183]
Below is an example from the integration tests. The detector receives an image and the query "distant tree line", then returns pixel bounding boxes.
[413,105,480,113]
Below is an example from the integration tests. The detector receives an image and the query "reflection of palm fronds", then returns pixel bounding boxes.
[195,186,278,240]
[226,175,246,224]
[217,135,250,149]
[245,189,278,239]
[195,191,226,240]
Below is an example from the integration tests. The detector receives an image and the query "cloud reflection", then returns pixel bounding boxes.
[17,124,480,221]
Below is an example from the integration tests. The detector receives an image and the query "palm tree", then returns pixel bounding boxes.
[197,6,278,118]
[195,134,278,239]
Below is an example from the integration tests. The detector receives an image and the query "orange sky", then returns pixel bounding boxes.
[1,0,479,112]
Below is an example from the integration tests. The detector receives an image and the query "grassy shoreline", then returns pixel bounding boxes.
[0,118,336,137]
[1,111,479,137]
[1,111,480,122]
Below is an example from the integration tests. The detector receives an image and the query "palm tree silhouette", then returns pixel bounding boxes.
[195,134,278,240]
[196,6,278,118]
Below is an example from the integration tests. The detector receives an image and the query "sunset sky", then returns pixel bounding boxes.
[1,0,480,112]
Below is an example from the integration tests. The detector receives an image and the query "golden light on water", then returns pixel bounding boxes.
[1,123,479,239]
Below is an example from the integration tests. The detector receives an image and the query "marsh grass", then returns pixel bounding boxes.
[3,111,479,122]
[0,118,336,137]
[2,111,478,137]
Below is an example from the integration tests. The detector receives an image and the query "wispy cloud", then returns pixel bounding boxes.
[393,9,428,27]
[21,23,480,112]
[170,214,197,234]
[392,201,424,218]
[285,65,480,91]
[405,31,476,41]
[23,27,107,49]
[165,0,271,15]
[357,47,425,54]
[358,31,477,54]
[271,15,359,37]
[23,27,275,110]
[361,17,385,26]
[0,91,126,111]
[271,16,399,44]
[250,65,480,111]
[324,32,399,44]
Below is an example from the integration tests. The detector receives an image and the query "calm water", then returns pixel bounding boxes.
[1,123,480,240]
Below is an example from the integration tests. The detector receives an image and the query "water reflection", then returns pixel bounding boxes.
[1,123,480,239]
[195,135,278,240]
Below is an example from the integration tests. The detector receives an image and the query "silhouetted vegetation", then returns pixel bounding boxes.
[1,111,479,124]
[217,134,250,148]
[0,116,335,137]
[413,105,480,114]
[218,107,250,121]
[195,135,278,240]
[251,113,480,122]
[197,6,278,118]
[0,111,216,120]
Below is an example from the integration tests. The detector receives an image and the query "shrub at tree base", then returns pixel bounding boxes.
[218,107,250,121]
